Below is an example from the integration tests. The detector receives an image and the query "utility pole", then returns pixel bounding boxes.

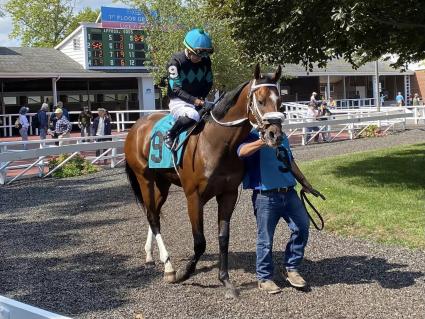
[375,60,380,112]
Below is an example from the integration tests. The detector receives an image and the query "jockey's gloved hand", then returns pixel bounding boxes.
[203,101,215,112]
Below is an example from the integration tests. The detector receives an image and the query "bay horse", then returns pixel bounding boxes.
[124,64,284,298]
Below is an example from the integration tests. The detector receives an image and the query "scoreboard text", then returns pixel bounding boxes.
[86,28,149,68]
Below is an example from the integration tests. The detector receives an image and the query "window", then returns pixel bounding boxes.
[82,95,95,102]
[104,94,116,102]
[67,95,80,103]
[3,97,17,105]
[28,96,41,104]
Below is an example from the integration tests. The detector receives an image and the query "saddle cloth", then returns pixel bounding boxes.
[148,114,187,169]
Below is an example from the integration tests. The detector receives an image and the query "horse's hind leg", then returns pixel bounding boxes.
[138,172,176,283]
[216,191,239,299]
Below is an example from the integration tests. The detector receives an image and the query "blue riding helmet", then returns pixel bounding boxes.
[183,28,214,58]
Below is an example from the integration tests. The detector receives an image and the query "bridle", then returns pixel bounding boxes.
[210,80,285,131]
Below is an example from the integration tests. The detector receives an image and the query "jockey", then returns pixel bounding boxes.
[164,28,214,149]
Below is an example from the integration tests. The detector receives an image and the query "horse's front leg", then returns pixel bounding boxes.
[216,191,239,298]
[175,192,206,282]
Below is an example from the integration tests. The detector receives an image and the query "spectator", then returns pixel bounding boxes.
[306,103,319,143]
[18,106,30,149]
[380,93,385,106]
[49,108,72,146]
[329,96,337,109]
[56,101,69,120]
[38,103,49,140]
[396,92,404,107]
[310,92,318,105]
[318,102,332,142]
[78,106,92,141]
[412,93,421,106]
[92,108,112,160]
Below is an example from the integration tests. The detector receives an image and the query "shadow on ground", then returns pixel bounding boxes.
[331,144,425,190]
[196,252,423,291]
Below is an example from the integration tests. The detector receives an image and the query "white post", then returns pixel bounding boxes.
[0,145,8,185]
[327,75,331,100]
[116,112,120,133]
[138,76,155,114]
[343,76,346,107]
[8,114,12,137]
[52,78,58,107]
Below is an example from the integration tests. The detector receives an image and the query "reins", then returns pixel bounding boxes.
[300,189,325,231]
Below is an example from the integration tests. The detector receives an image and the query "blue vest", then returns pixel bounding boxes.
[239,131,297,190]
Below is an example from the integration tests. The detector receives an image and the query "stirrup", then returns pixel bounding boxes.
[164,133,175,150]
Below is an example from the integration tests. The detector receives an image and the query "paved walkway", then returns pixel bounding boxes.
[1,131,424,319]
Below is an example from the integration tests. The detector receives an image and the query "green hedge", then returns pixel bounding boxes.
[48,154,100,178]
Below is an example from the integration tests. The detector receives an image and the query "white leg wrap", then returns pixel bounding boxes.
[145,226,154,263]
[155,233,175,272]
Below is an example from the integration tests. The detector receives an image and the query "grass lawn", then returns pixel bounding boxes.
[299,143,425,249]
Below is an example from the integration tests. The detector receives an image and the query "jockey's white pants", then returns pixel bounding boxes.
[168,98,200,122]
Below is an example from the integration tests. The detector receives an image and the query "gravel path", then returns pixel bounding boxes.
[1,130,424,319]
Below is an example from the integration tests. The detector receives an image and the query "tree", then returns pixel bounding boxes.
[208,0,425,69]
[123,0,251,91]
[4,0,98,47]
[64,7,99,38]
[5,0,75,47]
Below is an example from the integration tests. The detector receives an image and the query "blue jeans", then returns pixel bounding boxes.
[252,189,310,280]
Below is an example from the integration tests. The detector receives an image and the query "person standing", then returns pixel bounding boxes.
[37,103,49,140]
[49,108,72,146]
[412,93,421,106]
[78,107,92,141]
[310,92,318,105]
[237,130,316,294]
[56,101,69,119]
[306,103,319,143]
[92,108,112,159]
[396,92,404,107]
[18,106,30,149]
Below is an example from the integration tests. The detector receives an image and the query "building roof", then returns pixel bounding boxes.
[0,46,413,78]
[0,47,150,78]
[283,59,414,76]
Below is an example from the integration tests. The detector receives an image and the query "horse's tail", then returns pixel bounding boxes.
[125,161,145,211]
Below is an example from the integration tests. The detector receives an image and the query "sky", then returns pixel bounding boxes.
[0,0,129,46]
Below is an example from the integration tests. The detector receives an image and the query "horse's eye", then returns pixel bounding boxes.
[257,100,264,106]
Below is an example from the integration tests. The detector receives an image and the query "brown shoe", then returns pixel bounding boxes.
[283,269,307,288]
[258,280,281,294]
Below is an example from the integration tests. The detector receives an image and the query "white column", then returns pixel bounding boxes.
[374,61,380,112]
[137,76,155,112]
[327,75,331,100]
[404,75,411,107]
[52,78,58,107]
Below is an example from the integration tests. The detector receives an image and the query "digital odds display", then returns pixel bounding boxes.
[86,27,149,68]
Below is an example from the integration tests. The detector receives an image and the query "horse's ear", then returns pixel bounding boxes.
[272,65,282,82]
[254,63,261,80]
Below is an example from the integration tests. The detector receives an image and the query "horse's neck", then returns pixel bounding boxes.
[203,85,252,151]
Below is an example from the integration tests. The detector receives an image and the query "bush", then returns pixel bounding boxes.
[48,154,100,178]
[360,125,384,138]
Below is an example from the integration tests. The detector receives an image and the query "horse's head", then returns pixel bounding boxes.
[248,64,284,148]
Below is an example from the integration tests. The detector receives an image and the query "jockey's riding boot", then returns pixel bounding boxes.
[165,116,197,150]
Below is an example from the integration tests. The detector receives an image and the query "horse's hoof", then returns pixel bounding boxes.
[175,269,191,283]
[164,271,176,283]
[145,261,155,268]
[225,287,240,299]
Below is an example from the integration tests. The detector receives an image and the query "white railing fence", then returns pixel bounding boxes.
[0,108,412,185]
[0,109,167,138]
[282,108,411,145]
[0,295,72,319]
[0,134,126,185]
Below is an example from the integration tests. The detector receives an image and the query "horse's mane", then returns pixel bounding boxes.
[209,81,250,120]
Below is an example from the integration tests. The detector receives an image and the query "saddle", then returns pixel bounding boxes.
[148,114,189,169]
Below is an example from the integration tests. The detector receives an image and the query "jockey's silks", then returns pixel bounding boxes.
[238,131,297,191]
[167,51,213,105]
